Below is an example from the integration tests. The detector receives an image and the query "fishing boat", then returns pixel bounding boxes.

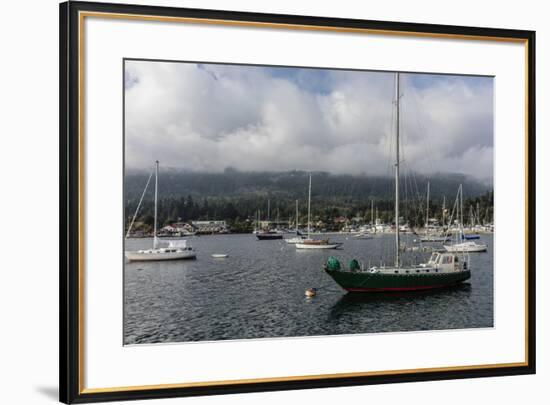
[324,73,470,292]
[125,161,197,261]
[295,173,341,250]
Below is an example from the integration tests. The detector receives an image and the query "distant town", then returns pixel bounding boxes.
[125,194,494,238]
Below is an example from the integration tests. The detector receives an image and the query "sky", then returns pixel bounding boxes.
[124,60,494,183]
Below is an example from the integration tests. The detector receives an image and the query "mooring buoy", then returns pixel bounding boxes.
[305,288,317,298]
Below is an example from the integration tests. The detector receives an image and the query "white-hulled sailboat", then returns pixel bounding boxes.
[418,181,450,242]
[295,173,341,250]
[285,199,306,244]
[443,184,487,253]
[125,161,197,262]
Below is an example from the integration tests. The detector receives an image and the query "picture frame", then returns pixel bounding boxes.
[60,1,536,403]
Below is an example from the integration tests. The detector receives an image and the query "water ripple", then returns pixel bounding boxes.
[124,234,493,344]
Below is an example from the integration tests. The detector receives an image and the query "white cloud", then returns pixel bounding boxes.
[125,61,493,182]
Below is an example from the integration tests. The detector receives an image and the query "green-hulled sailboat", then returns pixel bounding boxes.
[324,73,471,292]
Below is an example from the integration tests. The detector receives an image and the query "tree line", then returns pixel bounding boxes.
[126,190,493,234]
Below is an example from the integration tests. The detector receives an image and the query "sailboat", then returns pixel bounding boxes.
[285,200,306,244]
[256,230,283,240]
[443,185,487,253]
[256,199,283,240]
[125,161,197,261]
[295,174,341,250]
[353,202,374,239]
[324,73,470,291]
[252,210,260,235]
[353,223,374,239]
[419,183,450,242]
[460,203,481,240]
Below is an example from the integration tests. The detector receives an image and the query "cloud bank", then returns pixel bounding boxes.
[125,61,493,182]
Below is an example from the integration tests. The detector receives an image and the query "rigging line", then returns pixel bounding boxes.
[125,169,155,239]
[400,77,410,242]
[375,74,393,263]
[444,186,461,239]
[403,82,433,228]
[366,75,395,202]
[402,77,426,230]
[409,80,437,176]
[400,79,423,236]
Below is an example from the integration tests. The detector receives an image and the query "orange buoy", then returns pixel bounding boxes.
[305,288,317,297]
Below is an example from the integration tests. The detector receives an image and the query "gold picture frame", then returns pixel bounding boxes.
[60,1,536,403]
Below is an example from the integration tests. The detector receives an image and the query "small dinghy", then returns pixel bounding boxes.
[211,254,229,258]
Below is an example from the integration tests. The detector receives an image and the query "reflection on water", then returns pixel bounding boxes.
[124,233,493,344]
[327,284,474,332]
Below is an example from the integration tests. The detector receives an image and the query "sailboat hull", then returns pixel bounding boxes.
[256,233,283,240]
[444,244,487,253]
[296,243,340,249]
[325,268,471,292]
[125,250,197,261]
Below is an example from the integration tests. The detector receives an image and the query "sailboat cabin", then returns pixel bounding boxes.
[427,252,468,272]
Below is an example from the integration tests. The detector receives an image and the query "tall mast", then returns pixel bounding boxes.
[267,199,270,222]
[459,184,464,236]
[295,199,299,232]
[371,199,374,225]
[442,195,446,225]
[153,160,159,249]
[307,173,312,239]
[425,181,430,229]
[395,73,401,267]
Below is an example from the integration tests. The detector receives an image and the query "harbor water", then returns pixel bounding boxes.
[124,233,493,344]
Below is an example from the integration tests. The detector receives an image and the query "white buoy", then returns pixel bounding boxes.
[211,254,229,258]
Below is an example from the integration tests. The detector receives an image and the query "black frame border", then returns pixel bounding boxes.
[60,1,536,403]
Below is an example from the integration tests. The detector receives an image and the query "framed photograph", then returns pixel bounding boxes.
[60,1,536,403]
